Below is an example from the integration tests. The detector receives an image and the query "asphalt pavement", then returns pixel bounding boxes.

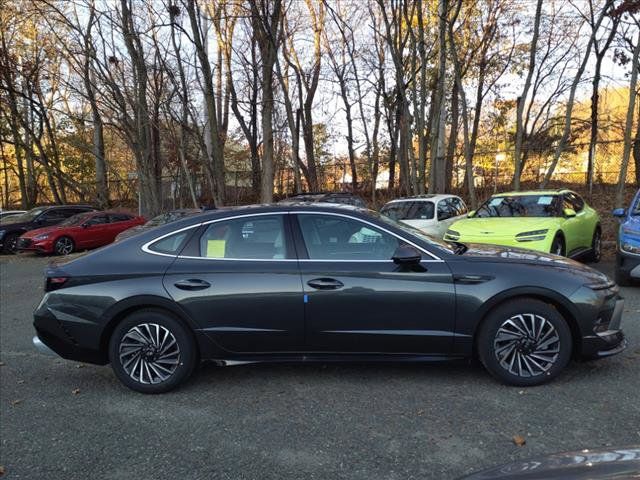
[1,255,639,479]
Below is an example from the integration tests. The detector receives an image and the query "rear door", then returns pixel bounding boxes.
[162,213,305,354]
[293,212,456,355]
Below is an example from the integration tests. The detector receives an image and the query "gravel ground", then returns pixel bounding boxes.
[1,254,639,480]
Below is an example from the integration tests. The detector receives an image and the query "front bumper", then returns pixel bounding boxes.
[617,250,640,279]
[17,237,53,253]
[580,296,627,359]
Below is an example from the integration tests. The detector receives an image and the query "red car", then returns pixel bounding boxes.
[17,211,145,255]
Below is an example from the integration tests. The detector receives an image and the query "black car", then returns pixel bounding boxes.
[280,191,367,208]
[114,208,202,242]
[459,446,640,479]
[32,204,625,393]
[0,205,95,253]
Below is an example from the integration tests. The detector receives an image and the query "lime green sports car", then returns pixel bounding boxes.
[444,189,601,261]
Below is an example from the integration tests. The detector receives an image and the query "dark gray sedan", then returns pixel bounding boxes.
[33,204,626,393]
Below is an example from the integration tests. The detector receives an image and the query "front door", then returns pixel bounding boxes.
[293,212,456,355]
[162,213,304,354]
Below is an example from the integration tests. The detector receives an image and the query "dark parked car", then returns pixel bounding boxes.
[280,192,367,208]
[0,205,95,253]
[33,204,625,393]
[0,209,26,220]
[114,208,202,242]
[459,446,640,479]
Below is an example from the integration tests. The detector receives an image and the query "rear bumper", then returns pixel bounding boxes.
[33,308,108,365]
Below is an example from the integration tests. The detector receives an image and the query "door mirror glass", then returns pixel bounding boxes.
[612,208,627,218]
[391,245,422,265]
[563,208,577,218]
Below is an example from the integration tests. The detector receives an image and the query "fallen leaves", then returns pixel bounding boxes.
[10,399,22,406]
[72,388,80,395]
[512,435,526,447]
[0,465,5,476]
[0,362,4,367]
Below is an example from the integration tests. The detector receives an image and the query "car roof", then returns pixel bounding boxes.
[492,189,571,197]
[384,194,461,204]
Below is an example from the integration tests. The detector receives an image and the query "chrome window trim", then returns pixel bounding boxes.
[141,210,443,262]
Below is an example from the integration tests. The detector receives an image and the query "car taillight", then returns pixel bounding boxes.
[45,276,68,292]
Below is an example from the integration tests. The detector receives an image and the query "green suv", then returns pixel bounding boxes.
[444,190,601,261]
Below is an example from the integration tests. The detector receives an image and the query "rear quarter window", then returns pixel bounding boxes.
[147,230,191,255]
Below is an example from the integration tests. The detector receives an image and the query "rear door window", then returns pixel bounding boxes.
[198,215,287,260]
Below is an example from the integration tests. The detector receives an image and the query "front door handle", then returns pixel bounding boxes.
[174,279,211,291]
[307,278,344,290]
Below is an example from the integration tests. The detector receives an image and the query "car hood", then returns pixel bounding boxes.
[451,217,560,237]
[458,446,640,479]
[21,226,70,238]
[458,242,611,284]
[0,219,31,229]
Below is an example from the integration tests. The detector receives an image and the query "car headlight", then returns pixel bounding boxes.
[515,229,549,242]
[444,229,460,240]
[621,242,640,254]
[33,233,50,241]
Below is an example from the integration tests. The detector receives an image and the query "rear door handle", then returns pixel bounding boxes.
[174,279,211,291]
[307,278,344,290]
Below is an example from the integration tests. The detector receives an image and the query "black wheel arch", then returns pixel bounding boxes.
[471,287,583,359]
[98,295,215,362]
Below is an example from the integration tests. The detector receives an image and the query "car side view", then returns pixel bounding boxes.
[444,189,601,261]
[32,204,625,393]
[0,205,95,253]
[380,194,467,238]
[17,211,145,255]
[613,189,640,286]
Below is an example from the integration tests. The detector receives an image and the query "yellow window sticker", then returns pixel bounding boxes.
[206,240,226,258]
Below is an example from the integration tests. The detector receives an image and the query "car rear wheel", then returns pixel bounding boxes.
[108,309,197,393]
[478,299,572,386]
[586,228,601,263]
[2,232,19,254]
[54,236,75,255]
[550,234,565,257]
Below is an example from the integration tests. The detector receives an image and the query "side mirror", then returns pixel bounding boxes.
[612,208,627,218]
[81,223,90,228]
[563,208,577,218]
[467,210,476,218]
[392,245,422,265]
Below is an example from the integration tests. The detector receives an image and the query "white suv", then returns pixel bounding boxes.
[380,194,468,238]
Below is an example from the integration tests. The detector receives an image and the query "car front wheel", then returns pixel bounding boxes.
[108,309,197,393]
[586,228,601,263]
[550,234,565,257]
[478,299,572,386]
[54,236,75,255]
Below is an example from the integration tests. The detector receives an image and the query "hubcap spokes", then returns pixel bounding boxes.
[58,239,73,255]
[119,323,180,384]
[494,313,560,378]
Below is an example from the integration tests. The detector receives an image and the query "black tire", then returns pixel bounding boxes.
[108,309,197,394]
[477,298,572,387]
[586,228,601,263]
[54,236,75,255]
[550,234,565,257]
[2,232,19,254]
[615,267,633,287]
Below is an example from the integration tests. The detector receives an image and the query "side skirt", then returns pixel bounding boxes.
[207,353,467,366]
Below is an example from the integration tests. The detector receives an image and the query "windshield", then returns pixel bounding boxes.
[59,213,92,226]
[373,211,454,254]
[475,195,561,218]
[381,201,434,221]
[0,207,46,224]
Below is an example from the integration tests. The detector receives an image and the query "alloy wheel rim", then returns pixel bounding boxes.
[118,323,181,384]
[493,313,560,378]
[56,238,73,255]
[8,236,17,252]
